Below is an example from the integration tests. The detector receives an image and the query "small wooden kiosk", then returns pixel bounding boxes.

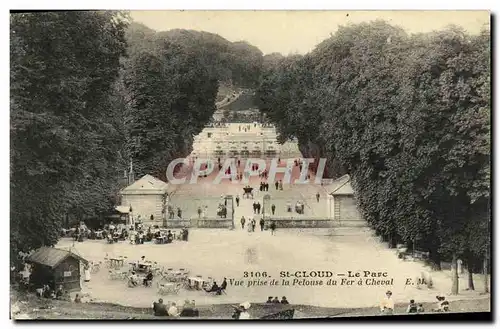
[26,247,88,292]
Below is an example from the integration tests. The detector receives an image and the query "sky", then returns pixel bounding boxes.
[129,10,490,55]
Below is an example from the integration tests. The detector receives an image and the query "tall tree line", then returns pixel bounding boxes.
[257,21,490,294]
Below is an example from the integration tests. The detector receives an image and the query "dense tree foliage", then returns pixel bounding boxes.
[130,23,264,88]
[121,23,265,178]
[122,37,218,179]
[10,11,128,265]
[257,21,491,294]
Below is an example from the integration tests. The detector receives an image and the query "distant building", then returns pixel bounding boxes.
[191,123,300,159]
[119,174,169,226]
[328,174,363,223]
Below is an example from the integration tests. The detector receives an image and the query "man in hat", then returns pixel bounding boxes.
[152,298,168,316]
[180,299,199,317]
[220,278,227,292]
[270,221,276,235]
[143,270,154,287]
[138,256,146,268]
[380,290,394,315]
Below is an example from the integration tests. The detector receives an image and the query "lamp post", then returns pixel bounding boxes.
[129,205,133,228]
[225,195,235,230]
[162,193,168,228]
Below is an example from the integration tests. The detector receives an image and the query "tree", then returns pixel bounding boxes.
[10,11,128,267]
[123,36,218,180]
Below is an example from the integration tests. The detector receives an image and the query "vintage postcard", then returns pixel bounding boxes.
[10,10,491,320]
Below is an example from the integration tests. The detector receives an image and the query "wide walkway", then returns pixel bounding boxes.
[167,159,331,220]
[57,227,487,309]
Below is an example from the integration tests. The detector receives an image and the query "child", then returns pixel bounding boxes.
[406,299,418,313]
[434,296,450,312]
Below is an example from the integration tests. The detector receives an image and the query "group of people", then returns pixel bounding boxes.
[259,181,270,191]
[128,256,156,287]
[259,169,269,180]
[152,299,199,317]
[36,284,70,301]
[128,270,154,288]
[197,205,208,219]
[266,296,289,304]
[380,290,451,315]
[240,216,276,234]
[205,122,228,128]
[286,200,305,214]
[274,180,284,191]
[217,204,228,218]
[242,185,254,199]
[204,278,227,295]
[167,206,182,219]
[252,201,262,214]
[35,284,87,304]
[241,216,262,232]
[153,229,174,244]
[131,226,188,245]
[238,124,254,132]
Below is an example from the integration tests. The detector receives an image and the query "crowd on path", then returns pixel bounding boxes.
[239,216,276,235]
[379,290,450,315]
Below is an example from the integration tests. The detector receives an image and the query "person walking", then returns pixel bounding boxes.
[251,218,256,232]
[270,221,276,235]
[247,220,253,233]
[275,181,279,190]
[316,192,320,203]
[271,204,276,215]
[253,201,257,214]
[259,218,265,231]
[236,195,240,207]
[240,216,246,230]
[257,202,261,215]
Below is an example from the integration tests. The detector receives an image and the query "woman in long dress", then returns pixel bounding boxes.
[247,220,253,233]
[84,264,91,282]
